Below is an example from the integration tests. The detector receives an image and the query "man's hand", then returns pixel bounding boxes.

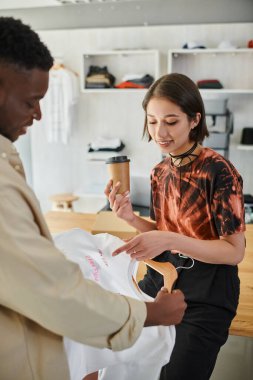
[144,288,186,327]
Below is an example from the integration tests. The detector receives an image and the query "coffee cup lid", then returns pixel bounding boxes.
[105,156,130,164]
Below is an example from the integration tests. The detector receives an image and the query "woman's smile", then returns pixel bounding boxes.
[156,140,174,149]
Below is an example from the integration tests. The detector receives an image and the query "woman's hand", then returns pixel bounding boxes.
[112,230,176,260]
[104,179,135,223]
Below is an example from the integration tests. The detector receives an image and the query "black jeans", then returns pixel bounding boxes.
[139,251,236,380]
[159,322,222,380]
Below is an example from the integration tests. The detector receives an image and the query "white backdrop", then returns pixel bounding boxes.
[15,22,253,211]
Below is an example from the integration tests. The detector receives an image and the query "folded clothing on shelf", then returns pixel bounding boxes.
[122,73,147,81]
[116,74,154,89]
[88,137,125,152]
[197,79,223,89]
[115,81,146,89]
[86,75,111,86]
[182,41,206,49]
[85,65,115,89]
[86,82,110,89]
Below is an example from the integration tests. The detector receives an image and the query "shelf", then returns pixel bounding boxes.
[81,49,160,93]
[200,89,253,95]
[168,48,253,93]
[237,145,253,151]
[82,88,148,94]
[170,48,253,55]
[81,88,253,95]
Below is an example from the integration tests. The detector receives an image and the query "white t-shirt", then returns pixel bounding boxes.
[54,229,175,380]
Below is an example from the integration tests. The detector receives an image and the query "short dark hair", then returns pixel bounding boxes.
[0,17,53,71]
[142,73,209,143]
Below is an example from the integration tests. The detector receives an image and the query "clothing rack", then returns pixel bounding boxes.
[51,56,79,76]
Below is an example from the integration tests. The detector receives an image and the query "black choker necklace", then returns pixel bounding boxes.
[169,142,198,167]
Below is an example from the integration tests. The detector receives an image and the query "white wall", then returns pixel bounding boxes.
[24,22,253,211]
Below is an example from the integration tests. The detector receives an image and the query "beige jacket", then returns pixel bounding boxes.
[0,135,146,380]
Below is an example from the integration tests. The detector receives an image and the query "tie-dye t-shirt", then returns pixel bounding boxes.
[150,147,245,239]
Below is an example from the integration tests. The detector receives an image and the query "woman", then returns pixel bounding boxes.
[104,73,245,380]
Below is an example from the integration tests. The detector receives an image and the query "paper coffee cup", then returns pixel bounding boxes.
[106,156,130,194]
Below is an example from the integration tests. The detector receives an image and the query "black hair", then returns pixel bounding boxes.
[0,17,53,71]
[142,73,209,143]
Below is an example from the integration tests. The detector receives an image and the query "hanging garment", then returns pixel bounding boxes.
[41,65,79,144]
[54,229,175,380]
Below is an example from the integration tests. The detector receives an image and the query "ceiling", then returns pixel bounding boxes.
[0,0,147,9]
[0,0,58,9]
[0,0,252,29]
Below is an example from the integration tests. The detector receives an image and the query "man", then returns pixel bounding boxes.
[0,17,186,380]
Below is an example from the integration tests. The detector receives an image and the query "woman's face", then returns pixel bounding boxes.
[146,97,200,155]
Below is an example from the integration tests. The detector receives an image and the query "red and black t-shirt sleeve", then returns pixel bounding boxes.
[211,162,245,236]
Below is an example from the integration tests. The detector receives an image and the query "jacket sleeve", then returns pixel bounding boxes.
[0,187,146,351]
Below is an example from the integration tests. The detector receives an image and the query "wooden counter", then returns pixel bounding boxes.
[45,211,253,338]
[231,224,253,337]
[45,211,96,234]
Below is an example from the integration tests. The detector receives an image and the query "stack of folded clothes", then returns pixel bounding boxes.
[197,79,223,89]
[115,73,154,89]
[88,137,125,152]
[85,66,115,89]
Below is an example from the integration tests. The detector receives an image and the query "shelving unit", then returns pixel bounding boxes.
[167,48,253,94]
[81,49,160,93]
[203,109,233,159]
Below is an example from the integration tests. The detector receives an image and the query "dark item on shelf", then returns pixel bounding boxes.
[85,65,115,89]
[244,194,253,204]
[197,79,223,89]
[240,128,253,145]
[85,82,110,89]
[128,74,154,88]
[182,42,206,49]
[88,141,125,152]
